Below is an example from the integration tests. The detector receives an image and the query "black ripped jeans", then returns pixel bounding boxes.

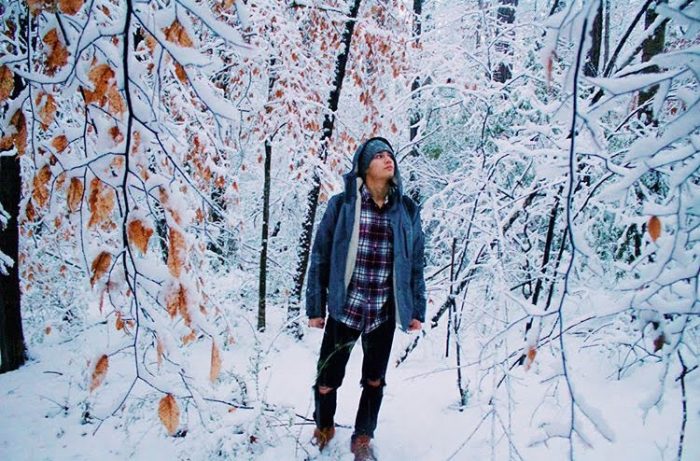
[314,314,396,439]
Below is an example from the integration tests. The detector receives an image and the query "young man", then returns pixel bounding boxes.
[306,137,427,460]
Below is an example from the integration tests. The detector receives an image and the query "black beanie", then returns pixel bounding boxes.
[359,139,394,178]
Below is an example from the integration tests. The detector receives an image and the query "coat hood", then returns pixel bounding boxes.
[343,136,403,200]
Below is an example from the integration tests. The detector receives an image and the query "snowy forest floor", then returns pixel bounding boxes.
[1,304,699,461]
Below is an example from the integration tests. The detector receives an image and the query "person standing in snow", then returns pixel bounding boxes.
[306,137,427,461]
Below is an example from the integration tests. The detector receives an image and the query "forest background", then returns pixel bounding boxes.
[0,0,698,459]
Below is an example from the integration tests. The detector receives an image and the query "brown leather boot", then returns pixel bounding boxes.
[350,434,376,461]
[312,426,335,451]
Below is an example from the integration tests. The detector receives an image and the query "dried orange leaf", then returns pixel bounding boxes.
[524,346,537,371]
[115,313,125,331]
[174,62,187,82]
[182,330,196,345]
[67,177,84,212]
[128,219,153,254]
[4,110,27,156]
[90,354,109,392]
[90,251,112,287]
[163,20,194,47]
[36,93,57,129]
[210,340,221,383]
[52,135,69,153]
[109,126,124,144]
[87,178,115,228]
[43,29,69,76]
[653,333,665,352]
[0,66,14,102]
[32,164,52,208]
[106,85,125,115]
[158,394,180,435]
[59,0,84,15]
[648,216,661,242]
[156,338,164,368]
[167,229,186,277]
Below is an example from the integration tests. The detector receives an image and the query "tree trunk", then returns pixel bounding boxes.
[638,1,667,125]
[258,139,272,332]
[584,1,603,77]
[493,0,517,83]
[0,66,28,372]
[409,0,422,158]
[287,0,363,335]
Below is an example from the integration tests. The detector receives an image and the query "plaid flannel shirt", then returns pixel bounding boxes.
[338,186,394,333]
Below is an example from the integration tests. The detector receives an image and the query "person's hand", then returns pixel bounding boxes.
[408,319,422,332]
[308,317,325,329]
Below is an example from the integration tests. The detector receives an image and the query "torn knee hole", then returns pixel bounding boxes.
[318,386,334,394]
[366,379,382,388]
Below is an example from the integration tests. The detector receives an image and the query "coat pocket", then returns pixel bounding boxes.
[403,227,412,259]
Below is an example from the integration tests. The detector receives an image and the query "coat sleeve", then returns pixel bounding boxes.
[410,205,427,323]
[306,195,341,319]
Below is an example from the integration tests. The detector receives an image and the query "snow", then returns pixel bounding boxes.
[2,303,699,461]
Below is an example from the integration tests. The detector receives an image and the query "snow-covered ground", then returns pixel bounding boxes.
[1,306,698,460]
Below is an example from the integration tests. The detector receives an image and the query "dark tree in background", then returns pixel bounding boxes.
[0,68,27,373]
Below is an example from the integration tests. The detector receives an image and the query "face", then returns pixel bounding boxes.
[365,151,395,183]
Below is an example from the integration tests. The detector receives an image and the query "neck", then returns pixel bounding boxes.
[364,177,391,207]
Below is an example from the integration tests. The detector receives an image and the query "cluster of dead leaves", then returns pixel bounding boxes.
[0,110,27,155]
[82,63,125,115]
[87,178,115,228]
[43,29,68,76]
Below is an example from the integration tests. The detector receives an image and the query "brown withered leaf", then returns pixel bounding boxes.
[27,0,55,16]
[67,177,84,212]
[166,283,187,320]
[173,62,187,82]
[84,63,115,105]
[32,164,52,208]
[90,251,112,287]
[524,346,537,372]
[87,178,115,228]
[181,330,196,345]
[115,312,124,331]
[25,200,37,222]
[158,394,180,435]
[109,126,124,144]
[653,333,666,352]
[127,219,153,254]
[167,228,186,277]
[51,135,69,153]
[3,110,28,156]
[90,354,109,392]
[210,340,221,383]
[648,216,661,242]
[36,92,57,128]
[43,29,69,76]
[156,338,164,368]
[106,85,125,115]
[0,66,14,102]
[163,20,194,47]
[59,0,84,15]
